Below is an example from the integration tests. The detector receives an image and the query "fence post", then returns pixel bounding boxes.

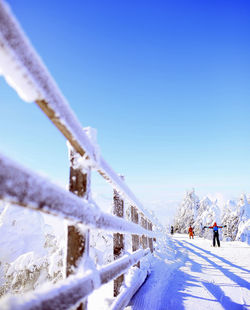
[67,148,91,310]
[148,221,153,253]
[113,176,125,297]
[140,214,148,249]
[145,219,149,249]
[131,206,140,267]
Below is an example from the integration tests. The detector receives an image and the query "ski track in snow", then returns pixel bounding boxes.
[129,234,250,310]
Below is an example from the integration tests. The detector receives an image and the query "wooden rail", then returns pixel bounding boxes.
[1,249,150,310]
[0,1,160,309]
[0,0,153,223]
[0,155,155,237]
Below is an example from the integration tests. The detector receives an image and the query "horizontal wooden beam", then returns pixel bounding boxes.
[0,154,155,238]
[0,1,154,225]
[0,249,150,310]
[110,268,148,310]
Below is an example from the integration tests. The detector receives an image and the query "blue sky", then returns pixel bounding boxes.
[0,0,250,216]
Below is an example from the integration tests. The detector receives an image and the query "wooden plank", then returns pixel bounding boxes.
[0,249,150,310]
[113,180,125,297]
[67,148,90,310]
[100,249,150,284]
[110,269,147,310]
[0,154,156,237]
[131,206,140,267]
[131,206,139,251]
[148,221,153,253]
[36,100,87,158]
[0,2,156,225]
[140,214,148,249]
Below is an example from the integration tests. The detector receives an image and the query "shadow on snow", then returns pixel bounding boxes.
[130,238,248,309]
[176,240,249,309]
[130,238,213,309]
[185,241,250,273]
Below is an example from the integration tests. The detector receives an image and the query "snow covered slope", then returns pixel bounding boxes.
[129,234,250,310]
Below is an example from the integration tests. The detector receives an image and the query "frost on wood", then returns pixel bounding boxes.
[67,127,100,174]
[0,153,101,225]
[0,270,100,310]
[100,249,150,285]
[0,1,157,226]
[0,249,149,310]
[110,268,147,310]
[110,252,152,309]
[0,1,97,164]
[0,2,42,102]
[113,185,125,297]
[0,154,155,237]
[99,157,156,225]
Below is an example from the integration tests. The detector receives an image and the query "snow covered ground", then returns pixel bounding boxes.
[129,234,250,310]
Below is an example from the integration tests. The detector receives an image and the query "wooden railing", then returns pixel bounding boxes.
[0,1,160,309]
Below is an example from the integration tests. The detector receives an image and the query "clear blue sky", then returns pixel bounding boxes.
[0,0,249,211]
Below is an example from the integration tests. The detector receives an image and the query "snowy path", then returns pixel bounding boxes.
[129,235,250,310]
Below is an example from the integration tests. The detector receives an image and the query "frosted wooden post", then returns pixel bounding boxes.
[67,148,91,310]
[113,176,125,297]
[148,221,153,253]
[140,214,148,249]
[145,219,149,249]
[131,206,140,267]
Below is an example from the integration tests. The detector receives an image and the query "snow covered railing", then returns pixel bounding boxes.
[0,154,155,238]
[0,0,153,224]
[110,268,148,310]
[0,1,159,308]
[0,249,150,310]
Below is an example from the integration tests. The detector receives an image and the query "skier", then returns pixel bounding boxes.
[204,222,227,247]
[188,225,194,239]
[171,226,174,235]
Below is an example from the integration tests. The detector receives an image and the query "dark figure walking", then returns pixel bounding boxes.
[171,226,174,235]
[204,222,226,247]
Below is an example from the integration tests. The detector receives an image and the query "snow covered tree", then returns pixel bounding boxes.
[221,199,238,241]
[193,196,213,237]
[174,191,249,244]
[0,204,65,297]
[174,189,200,233]
[221,195,250,242]
[90,230,113,265]
[236,195,250,244]
[200,199,222,240]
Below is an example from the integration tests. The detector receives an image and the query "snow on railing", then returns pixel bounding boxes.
[0,249,150,310]
[0,154,155,237]
[110,268,148,310]
[0,0,153,224]
[0,1,159,309]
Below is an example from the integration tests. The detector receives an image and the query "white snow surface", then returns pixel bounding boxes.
[0,204,46,262]
[128,234,250,310]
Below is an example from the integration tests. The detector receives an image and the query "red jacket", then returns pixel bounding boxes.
[208,222,223,229]
[188,227,193,233]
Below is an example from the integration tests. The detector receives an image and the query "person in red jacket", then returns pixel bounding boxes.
[188,225,194,239]
[204,222,226,247]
